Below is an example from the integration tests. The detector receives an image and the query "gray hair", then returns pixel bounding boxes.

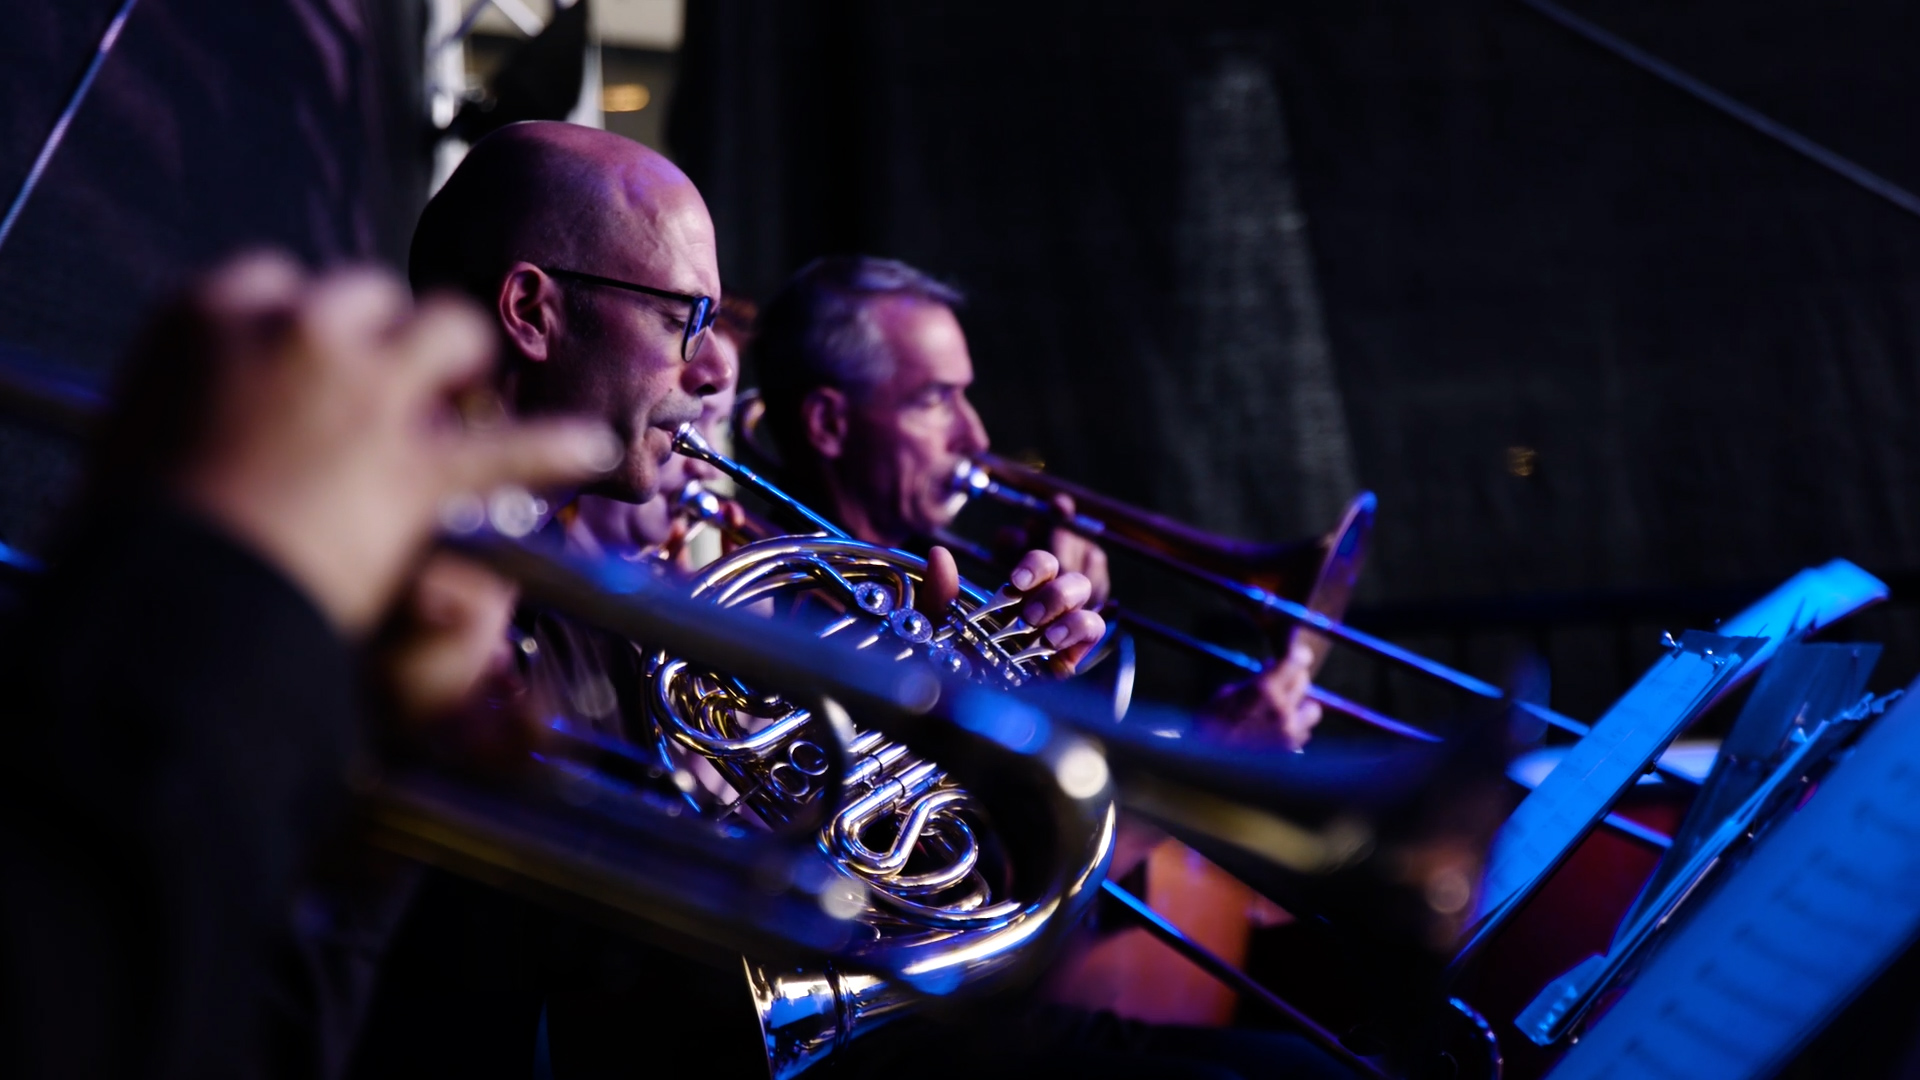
[752,256,964,465]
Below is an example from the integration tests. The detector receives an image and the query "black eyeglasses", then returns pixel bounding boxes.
[542,267,717,363]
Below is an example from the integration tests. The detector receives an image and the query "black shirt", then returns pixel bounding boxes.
[0,499,365,1079]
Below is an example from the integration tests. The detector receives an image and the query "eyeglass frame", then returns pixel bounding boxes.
[540,266,718,363]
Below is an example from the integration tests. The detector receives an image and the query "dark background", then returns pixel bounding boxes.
[0,0,428,553]
[4,0,1920,719]
[5,3,1920,1073]
[667,0,1920,716]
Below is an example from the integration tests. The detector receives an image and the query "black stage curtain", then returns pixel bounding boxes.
[0,0,429,548]
[671,0,1920,713]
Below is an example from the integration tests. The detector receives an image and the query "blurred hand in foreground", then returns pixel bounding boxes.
[151,253,619,635]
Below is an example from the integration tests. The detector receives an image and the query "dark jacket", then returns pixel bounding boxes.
[0,499,371,1079]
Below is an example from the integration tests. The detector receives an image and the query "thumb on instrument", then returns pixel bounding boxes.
[918,545,961,616]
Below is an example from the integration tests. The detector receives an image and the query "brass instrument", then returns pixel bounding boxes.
[657,478,782,561]
[953,450,1371,670]
[723,393,1501,1076]
[375,527,1121,1080]
[0,353,1119,1079]
[947,453,1609,750]
[0,356,1501,1079]
[726,390,1440,739]
[627,424,1115,1077]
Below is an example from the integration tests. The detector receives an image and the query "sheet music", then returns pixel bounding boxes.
[1465,562,1885,957]
[1715,559,1887,655]
[1623,641,1877,936]
[1469,631,1761,932]
[1549,679,1920,1080]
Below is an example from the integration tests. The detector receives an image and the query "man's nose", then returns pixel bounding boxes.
[954,396,990,456]
[684,333,735,397]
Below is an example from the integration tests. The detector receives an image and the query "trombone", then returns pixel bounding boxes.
[942,452,1706,799]
[955,454,1564,735]
[728,391,1619,756]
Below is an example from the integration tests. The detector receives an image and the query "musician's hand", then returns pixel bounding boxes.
[375,551,542,768]
[1008,549,1106,676]
[719,500,752,555]
[1201,639,1323,750]
[378,551,519,723]
[165,254,620,634]
[917,547,1106,677]
[919,545,964,615]
[1045,494,1111,609]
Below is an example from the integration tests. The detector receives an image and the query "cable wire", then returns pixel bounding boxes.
[1521,0,1920,221]
[0,0,142,257]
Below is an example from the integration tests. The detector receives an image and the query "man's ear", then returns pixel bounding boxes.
[497,263,563,363]
[801,387,850,460]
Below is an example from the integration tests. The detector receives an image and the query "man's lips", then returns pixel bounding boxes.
[648,419,692,465]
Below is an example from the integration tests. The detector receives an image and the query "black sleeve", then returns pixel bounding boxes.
[0,498,362,1080]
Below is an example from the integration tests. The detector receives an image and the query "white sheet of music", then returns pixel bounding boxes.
[1471,632,1756,928]
[1548,681,1920,1080]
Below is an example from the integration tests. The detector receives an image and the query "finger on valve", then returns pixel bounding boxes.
[1007,548,1059,593]
[1018,568,1092,630]
[1044,608,1106,678]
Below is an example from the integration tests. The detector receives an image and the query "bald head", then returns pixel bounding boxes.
[410,121,716,310]
[408,122,730,504]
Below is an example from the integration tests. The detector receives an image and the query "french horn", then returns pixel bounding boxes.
[631,424,1115,1079]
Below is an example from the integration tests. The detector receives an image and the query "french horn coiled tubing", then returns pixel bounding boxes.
[642,531,1116,1078]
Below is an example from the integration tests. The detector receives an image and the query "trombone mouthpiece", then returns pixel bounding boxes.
[672,422,707,458]
[951,460,993,499]
[677,481,725,523]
